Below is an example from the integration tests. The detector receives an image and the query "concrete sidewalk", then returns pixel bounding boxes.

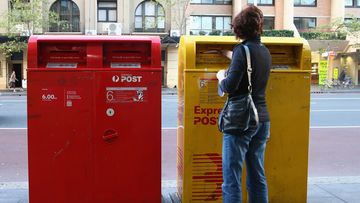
[0,89,27,96]
[1,180,360,203]
[163,182,360,203]
[1,86,360,96]
[310,85,360,94]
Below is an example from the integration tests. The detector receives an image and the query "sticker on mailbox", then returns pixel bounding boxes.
[105,87,147,103]
[65,90,82,107]
[199,78,224,104]
[40,88,62,106]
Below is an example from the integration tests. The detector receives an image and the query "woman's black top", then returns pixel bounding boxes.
[219,37,271,122]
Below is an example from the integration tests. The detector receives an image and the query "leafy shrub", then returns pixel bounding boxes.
[199,31,206,35]
[262,30,294,37]
[300,31,347,40]
[208,30,222,36]
[223,30,234,36]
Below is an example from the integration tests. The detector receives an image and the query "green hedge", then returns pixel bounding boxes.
[300,31,347,40]
[189,30,301,37]
[223,30,234,36]
[208,30,222,36]
[262,30,294,37]
[206,30,295,37]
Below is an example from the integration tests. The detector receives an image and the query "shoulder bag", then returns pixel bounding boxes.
[217,45,259,134]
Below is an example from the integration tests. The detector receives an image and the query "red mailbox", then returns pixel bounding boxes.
[27,35,161,203]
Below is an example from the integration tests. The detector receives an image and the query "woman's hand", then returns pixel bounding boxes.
[216,69,227,83]
[220,50,233,60]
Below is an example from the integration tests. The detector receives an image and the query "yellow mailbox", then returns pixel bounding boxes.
[177,36,311,203]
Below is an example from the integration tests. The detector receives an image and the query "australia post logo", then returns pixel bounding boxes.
[112,74,142,83]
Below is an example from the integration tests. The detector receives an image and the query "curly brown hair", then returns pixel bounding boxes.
[232,5,264,40]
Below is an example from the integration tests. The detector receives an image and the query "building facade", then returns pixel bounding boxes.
[0,0,359,89]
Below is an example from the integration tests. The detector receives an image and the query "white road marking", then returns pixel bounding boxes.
[311,109,360,112]
[0,100,26,103]
[0,182,28,190]
[0,128,27,130]
[311,98,360,100]
[162,127,177,130]
[310,126,360,129]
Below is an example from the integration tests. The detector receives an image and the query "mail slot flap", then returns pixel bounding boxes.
[181,36,310,71]
[196,43,233,64]
[195,42,303,69]
[38,43,87,68]
[27,35,161,69]
[267,45,302,68]
[103,41,151,68]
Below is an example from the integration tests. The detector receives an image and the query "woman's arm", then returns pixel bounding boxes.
[218,45,246,94]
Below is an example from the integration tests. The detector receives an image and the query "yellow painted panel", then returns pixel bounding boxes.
[178,36,311,203]
[264,72,311,203]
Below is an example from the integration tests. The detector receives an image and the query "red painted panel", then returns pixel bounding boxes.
[27,35,161,203]
[93,70,161,203]
[27,71,94,203]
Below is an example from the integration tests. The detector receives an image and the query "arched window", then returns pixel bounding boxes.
[135,1,165,32]
[49,0,80,32]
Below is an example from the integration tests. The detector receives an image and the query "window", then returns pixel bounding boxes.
[247,0,274,6]
[98,0,117,22]
[134,1,165,32]
[49,0,80,32]
[263,17,275,30]
[190,0,232,4]
[344,17,360,26]
[190,16,232,35]
[294,0,316,6]
[294,17,316,31]
[345,0,360,7]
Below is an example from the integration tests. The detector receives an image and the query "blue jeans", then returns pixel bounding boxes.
[222,122,270,203]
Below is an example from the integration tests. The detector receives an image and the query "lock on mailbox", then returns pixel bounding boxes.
[27,35,161,203]
[177,36,311,203]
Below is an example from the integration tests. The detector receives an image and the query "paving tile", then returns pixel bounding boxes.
[308,184,333,198]
[0,189,28,203]
[317,184,360,203]
[307,197,346,203]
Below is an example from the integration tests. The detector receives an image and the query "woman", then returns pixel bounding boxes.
[216,5,271,203]
[9,70,18,92]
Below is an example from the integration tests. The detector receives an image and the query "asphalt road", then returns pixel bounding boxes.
[0,96,27,129]
[162,93,360,128]
[1,93,360,182]
[310,93,360,127]
[1,93,360,128]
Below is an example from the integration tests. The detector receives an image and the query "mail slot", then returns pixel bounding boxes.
[27,35,161,203]
[177,36,311,202]
[103,42,152,68]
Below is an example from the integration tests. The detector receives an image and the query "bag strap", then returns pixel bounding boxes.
[243,44,259,124]
[243,45,252,94]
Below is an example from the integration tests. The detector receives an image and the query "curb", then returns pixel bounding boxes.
[1,89,359,96]
[311,90,360,94]
[162,88,177,95]
[0,92,27,96]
